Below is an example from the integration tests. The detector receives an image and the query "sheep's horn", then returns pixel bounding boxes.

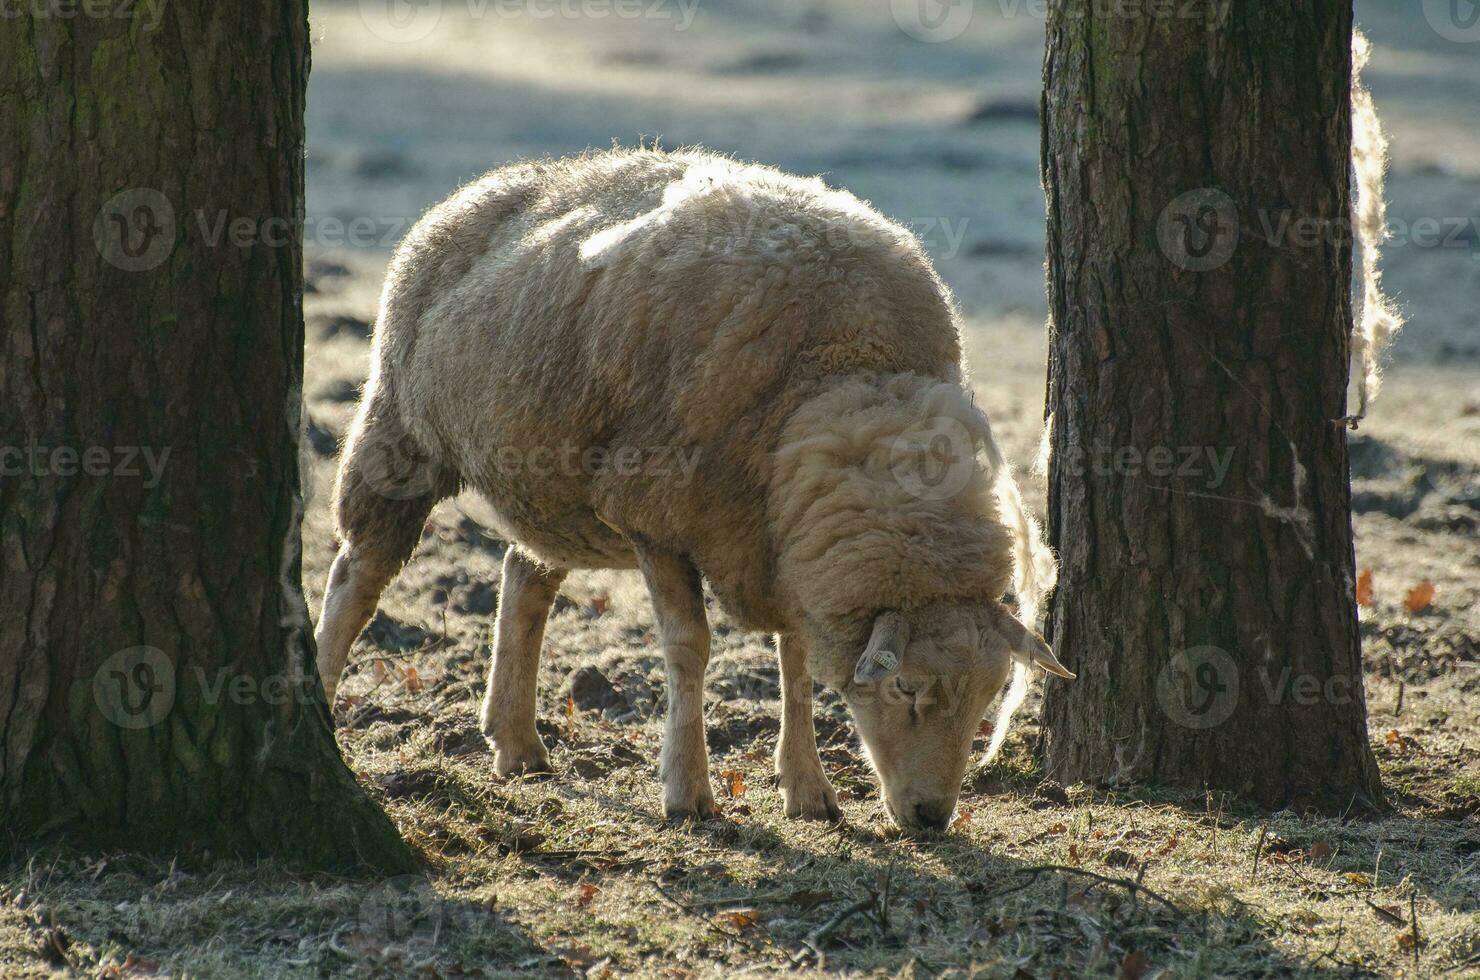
[985,601,1075,680]
[854,611,910,685]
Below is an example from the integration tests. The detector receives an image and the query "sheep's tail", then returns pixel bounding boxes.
[1350,28,1403,421]
[976,413,1058,763]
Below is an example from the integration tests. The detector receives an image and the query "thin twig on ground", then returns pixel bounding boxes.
[793,895,878,969]
[1251,822,1269,881]
[1409,890,1422,970]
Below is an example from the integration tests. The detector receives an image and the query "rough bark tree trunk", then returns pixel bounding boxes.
[0,2,417,870]
[1039,0,1385,813]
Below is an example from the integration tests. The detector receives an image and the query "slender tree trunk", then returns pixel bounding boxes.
[1038,0,1385,813]
[0,2,417,870]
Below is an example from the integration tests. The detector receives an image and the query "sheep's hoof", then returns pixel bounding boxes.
[491,740,553,778]
[781,780,843,823]
[663,787,720,823]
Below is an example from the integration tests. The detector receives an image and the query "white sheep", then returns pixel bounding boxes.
[315,148,1073,833]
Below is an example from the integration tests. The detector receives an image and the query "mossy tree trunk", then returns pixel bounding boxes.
[0,2,417,870]
[1038,1,1385,813]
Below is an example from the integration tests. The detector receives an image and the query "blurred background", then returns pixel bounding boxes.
[302,0,1480,370]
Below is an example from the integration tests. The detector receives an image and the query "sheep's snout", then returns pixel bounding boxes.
[912,800,954,833]
[884,792,957,835]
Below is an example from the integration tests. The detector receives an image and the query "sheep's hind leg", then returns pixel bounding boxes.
[480,548,567,776]
[316,543,411,702]
[775,633,842,822]
[631,537,718,821]
[315,422,453,702]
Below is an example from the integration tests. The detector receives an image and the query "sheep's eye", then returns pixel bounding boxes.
[894,679,923,720]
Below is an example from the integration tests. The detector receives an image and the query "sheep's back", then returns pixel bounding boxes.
[373,149,966,619]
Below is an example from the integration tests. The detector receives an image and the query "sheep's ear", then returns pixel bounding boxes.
[854,611,910,685]
[984,601,1076,680]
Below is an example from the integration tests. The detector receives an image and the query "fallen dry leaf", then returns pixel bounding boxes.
[951,808,972,830]
[1047,822,1068,835]
[716,908,760,930]
[576,883,600,907]
[720,768,746,798]
[1345,872,1373,888]
[1385,729,1419,753]
[400,666,423,693]
[1404,580,1435,613]
[1356,568,1374,607]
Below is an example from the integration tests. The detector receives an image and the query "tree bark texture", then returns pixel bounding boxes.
[1039,0,1385,812]
[0,2,417,870]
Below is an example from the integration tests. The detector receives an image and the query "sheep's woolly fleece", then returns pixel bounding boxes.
[362,145,1052,711]
[1350,28,1404,421]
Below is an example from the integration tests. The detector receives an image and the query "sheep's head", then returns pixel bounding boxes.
[817,600,1072,834]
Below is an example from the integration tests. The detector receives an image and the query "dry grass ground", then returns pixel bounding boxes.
[1,253,1476,978]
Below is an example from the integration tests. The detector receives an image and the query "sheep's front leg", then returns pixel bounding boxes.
[632,537,718,821]
[775,633,842,822]
[481,548,567,776]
